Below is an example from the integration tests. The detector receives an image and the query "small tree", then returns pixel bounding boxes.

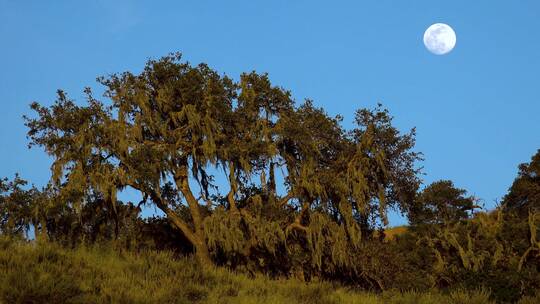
[0,176,51,241]
[503,149,540,215]
[409,180,478,225]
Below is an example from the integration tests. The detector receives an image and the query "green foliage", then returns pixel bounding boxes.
[0,176,33,236]
[0,176,50,240]
[398,209,540,302]
[204,207,244,254]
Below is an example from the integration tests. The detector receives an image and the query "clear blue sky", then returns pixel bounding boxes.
[1,1,539,225]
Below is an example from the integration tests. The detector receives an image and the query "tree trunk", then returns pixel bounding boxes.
[227,162,239,213]
[157,200,212,267]
[138,179,213,268]
[193,238,213,267]
[174,167,213,267]
[155,196,212,267]
[269,161,276,194]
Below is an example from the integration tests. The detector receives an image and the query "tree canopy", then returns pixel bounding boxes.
[23,53,421,267]
[409,180,479,225]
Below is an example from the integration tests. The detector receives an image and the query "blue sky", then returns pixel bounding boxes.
[1,1,539,225]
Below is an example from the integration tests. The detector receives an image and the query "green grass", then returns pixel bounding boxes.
[0,238,537,304]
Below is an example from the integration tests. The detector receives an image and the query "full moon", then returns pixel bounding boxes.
[423,23,456,55]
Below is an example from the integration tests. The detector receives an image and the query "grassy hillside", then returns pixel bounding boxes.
[0,238,537,304]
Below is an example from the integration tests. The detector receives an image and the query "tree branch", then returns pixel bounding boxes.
[279,191,294,207]
[173,164,207,238]
[226,162,239,213]
[127,180,198,245]
[288,222,309,233]
[286,202,310,233]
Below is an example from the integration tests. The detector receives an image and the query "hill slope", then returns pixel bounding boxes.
[0,238,537,304]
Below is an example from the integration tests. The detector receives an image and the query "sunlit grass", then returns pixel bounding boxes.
[0,238,537,303]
